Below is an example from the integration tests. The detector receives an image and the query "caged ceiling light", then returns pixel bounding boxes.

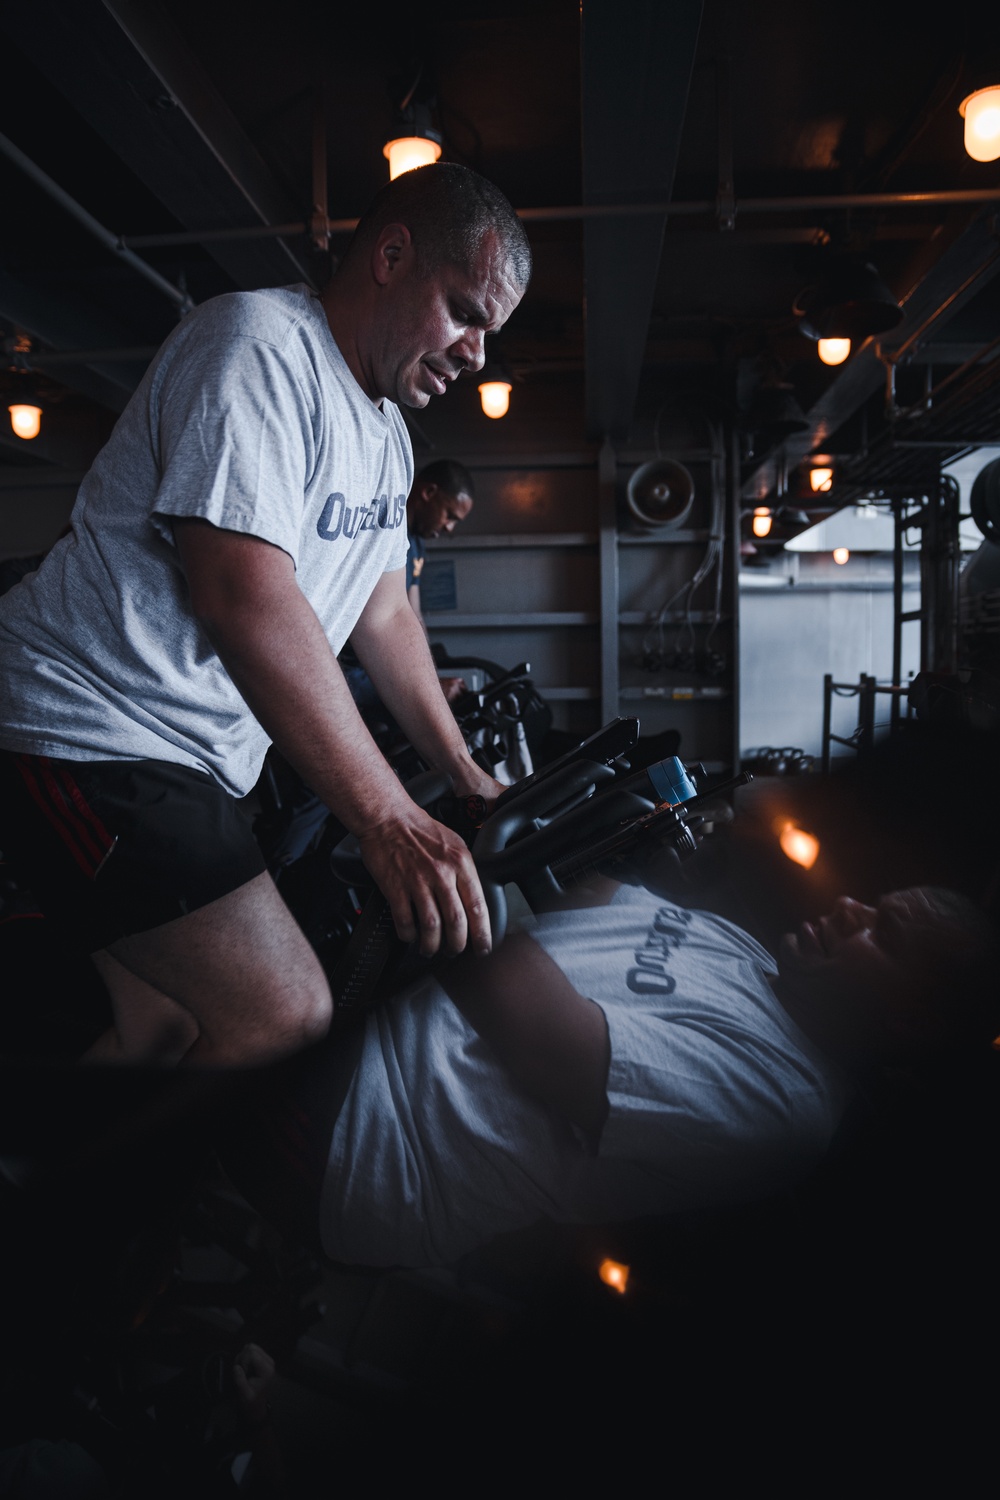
[383,134,441,180]
[817,338,851,366]
[598,1258,630,1294]
[478,352,513,419]
[478,380,512,419]
[809,466,834,493]
[383,73,442,180]
[779,821,820,870]
[794,257,902,361]
[6,333,43,439]
[960,86,1000,162]
[8,401,42,440]
[752,506,773,537]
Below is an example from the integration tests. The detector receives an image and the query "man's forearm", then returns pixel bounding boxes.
[174,521,493,954]
[351,587,485,794]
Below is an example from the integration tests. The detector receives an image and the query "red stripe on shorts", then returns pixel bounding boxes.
[13,755,116,879]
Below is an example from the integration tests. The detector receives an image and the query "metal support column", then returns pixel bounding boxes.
[891,497,905,734]
[858,674,876,754]
[821,674,833,775]
[728,424,741,772]
[923,474,961,674]
[598,437,620,723]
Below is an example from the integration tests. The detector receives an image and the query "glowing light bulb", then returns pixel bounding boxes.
[960,86,1000,162]
[833,546,850,565]
[598,1259,630,1294]
[478,380,511,419]
[752,507,772,538]
[779,821,820,870]
[818,337,851,366]
[809,467,833,493]
[382,136,442,180]
[8,403,42,440]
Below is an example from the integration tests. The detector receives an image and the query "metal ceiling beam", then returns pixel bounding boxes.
[742,210,1000,502]
[0,267,142,412]
[4,0,311,291]
[116,185,1000,252]
[581,0,703,440]
[0,131,193,314]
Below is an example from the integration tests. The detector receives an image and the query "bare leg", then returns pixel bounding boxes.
[97,871,332,1066]
[84,953,201,1064]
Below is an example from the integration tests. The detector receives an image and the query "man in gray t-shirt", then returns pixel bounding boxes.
[0,164,532,1066]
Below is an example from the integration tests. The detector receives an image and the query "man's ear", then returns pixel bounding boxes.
[372,222,413,286]
[420,482,439,503]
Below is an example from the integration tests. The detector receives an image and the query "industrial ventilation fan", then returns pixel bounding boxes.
[625,458,695,531]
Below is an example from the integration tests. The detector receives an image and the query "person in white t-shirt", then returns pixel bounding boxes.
[0,164,531,1066]
[223,880,997,1268]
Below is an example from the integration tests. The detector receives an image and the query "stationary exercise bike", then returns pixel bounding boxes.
[323,714,749,1024]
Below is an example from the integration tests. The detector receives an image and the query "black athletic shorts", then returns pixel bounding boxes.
[0,751,267,954]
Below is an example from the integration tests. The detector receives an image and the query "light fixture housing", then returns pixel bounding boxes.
[478,380,512,419]
[794,257,903,347]
[8,402,42,440]
[960,86,1000,162]
[383,88,442,180]
[739,382,810,443]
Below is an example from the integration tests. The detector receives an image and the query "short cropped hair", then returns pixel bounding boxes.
[897,887,1000,1044]
[415,459,476,501]
[345,163,532,291]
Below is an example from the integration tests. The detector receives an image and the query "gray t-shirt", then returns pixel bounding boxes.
[321,888,849,1267]
[0,285,412,796]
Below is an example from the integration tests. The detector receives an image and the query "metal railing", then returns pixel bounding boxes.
[821,673,914,774]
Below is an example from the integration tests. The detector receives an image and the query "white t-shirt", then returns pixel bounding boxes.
[0,285,412,796]
[321,889,850,1267]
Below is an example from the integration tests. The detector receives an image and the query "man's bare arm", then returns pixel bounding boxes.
[173,519,491,956]
[441,932,611,1148]
[351,568,503,798]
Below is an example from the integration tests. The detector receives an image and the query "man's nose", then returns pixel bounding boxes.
[454,327,486,371]
[833,896,876,931]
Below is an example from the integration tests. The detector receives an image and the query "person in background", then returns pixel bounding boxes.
[342,458,476,722]
[404,458,475,641]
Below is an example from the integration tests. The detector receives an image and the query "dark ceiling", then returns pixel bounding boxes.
[3,0,1000,515]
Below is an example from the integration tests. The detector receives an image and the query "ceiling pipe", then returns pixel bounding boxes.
[741,212,1000,504]
[24,347,160,366]
[0,132,194,314]
[119,186,1000,250]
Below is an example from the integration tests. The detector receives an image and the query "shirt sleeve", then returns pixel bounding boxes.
[148,329,314,566]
